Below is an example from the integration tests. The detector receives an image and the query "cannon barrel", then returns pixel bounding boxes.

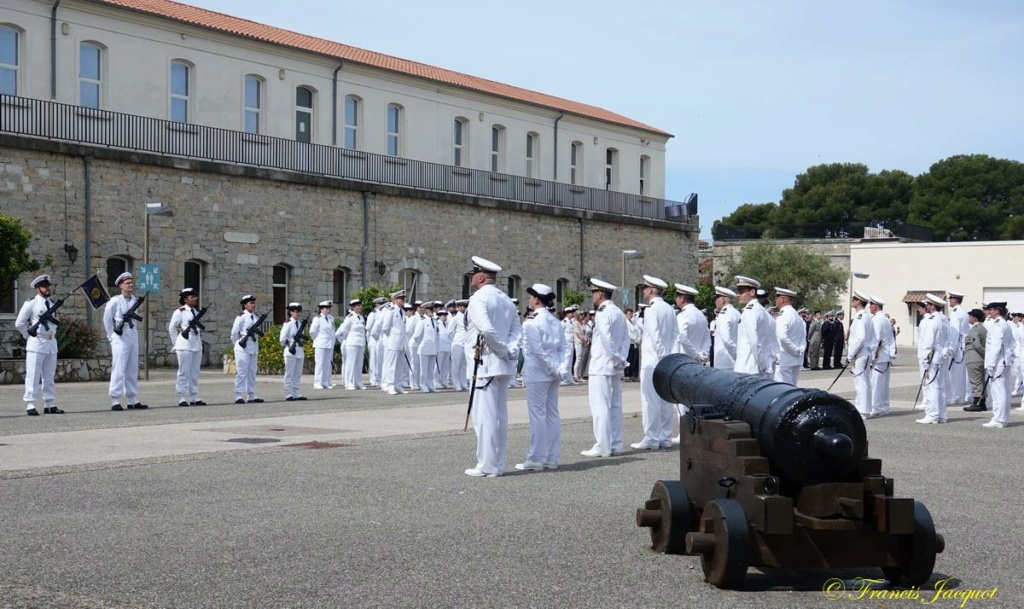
[654,354,867,488]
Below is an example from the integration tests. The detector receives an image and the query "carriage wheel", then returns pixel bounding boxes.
[635,480,693,554]
[688,499,751,588]
[883,501,943,587]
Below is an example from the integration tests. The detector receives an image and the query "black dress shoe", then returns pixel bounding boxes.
[44,406,65,414]
[178,401,190,407]
[112,404,124,411]
[127,403,149,410]
[192,400,207,406]
[26,408,39,416]
[235,398,245,404]
[248,398,264,403]
[964,405,986,412]
[286,396,296,401]
[296,396,307,401]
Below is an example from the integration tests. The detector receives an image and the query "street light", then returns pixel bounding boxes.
[144,203,173,381]
[621,249,643,306]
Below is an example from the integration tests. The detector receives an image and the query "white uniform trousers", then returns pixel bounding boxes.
[773,365,800,386]
[381,348,407,392]
[368,339,380,385]
[988,367,1012,425]
[588,375,624,455]
[560,344,576,385]
[419,355,437,392]
[233,347,259,400]
[342,345,364,389]
[949,358,969,404]
[108,340,139,404]
[524,379,561,465]
[175,350,201,402]
[451,347,467,390]
[23,350,57,408]
[407,346,420,389]
[1013,356,1024,394]
[437,350,452,387]
[869,363,891,415]
[639,366,675,444]
[313,347,334,389]
[283,354,304,398]
[851,358,873,417]
[920,363,946,422]
[471,376,510,476]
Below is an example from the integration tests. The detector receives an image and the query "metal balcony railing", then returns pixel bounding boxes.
[712,221,933,242]
[0,95,696,223]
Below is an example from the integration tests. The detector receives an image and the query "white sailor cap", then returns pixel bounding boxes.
[852,290,871,303]
[390,290,406,299]
[471,256,502,274]
[797,307,808,314]
[674,283,699,296]
[756,289,766,297]
[420,301,435,308]
[287,302,303,311]
[402,303,413,310]
[527,283,554,300]
[115,272,133,286]
[348,299,361,306]
[179,287,197,298]
[456,299,469,306]
[946,290,964,299]
[444,300,456,308]
[642,275,668,289]
[564,305,578,312]
[434,301,444,307]
[239,294,256,305]
[734,275,761,289]
[319,300,333,308]
[413,300,423,307]
[715,286,737,298]
[437,310,448,316]
[31,274,52,288]
[590,278,617,293]
[373,297,387,305]
[869,295,886,307]
[774,287,798,298]
[926,293,946,307]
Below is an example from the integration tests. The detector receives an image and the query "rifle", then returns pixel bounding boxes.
[463,335,485,431]
[288,316,310,355]
[238,311,270,349]
[26,297,65,337]
[113,294,147,336]
[181,306,209,340]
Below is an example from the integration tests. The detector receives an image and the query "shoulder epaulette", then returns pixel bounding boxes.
[745,303,754,310]
[179,307,185,311]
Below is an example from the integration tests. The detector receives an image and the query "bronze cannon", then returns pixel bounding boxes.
[636,354,944,588]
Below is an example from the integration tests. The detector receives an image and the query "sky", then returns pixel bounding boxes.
[188,0,1024,238]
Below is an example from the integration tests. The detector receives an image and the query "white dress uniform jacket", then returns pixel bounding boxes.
[465,284,522,379]
[590,301,630,376]
[774,305,807,368]
[713,305,740,370]
[335,311,367,348]
[640,297,677,369]
[310,314,337,349]
[414,316,438,356]
[675,303,711,362]
[734,300,773,377]
[379,304,407,350]
[168,305,203,352]
[15,295,59,352]
[523,308,565,383]
[917,312,947,422]
[103,294,140,344]
[230,310,260,355]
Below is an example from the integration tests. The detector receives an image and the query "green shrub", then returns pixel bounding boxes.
[13,317,98,359]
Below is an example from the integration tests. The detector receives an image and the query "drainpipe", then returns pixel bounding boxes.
[83,156,93,324]
[552,111,565,180]
[50,0,61,99]
[362,191,371,287]
[331,60,345,146]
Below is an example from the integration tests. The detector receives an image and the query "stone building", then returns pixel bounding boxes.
[0,0,699,364]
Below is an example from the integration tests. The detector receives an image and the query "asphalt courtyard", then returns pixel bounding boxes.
[1,356,1022,608]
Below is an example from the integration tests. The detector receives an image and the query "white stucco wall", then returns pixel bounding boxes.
[1,0,669,197]
[850,240,1024,346]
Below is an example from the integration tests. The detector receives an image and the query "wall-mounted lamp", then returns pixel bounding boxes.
[64,242,78,264]
[61,22,70,35]
[278,68,286,80]
[478,112,484,122]
[374,260,387,276]
[593,136,598,145]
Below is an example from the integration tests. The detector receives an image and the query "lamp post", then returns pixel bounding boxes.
[621,249,642,307]
[144,203,173,381]
[846,271,870,339]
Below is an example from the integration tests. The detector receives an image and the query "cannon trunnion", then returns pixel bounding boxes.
[636,354,944,588]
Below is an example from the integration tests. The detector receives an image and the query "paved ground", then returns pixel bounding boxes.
[1,357,1022,608]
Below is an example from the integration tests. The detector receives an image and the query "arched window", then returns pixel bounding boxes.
[490,125,506,173]
[525,132,539,178]
[506,274,520,301]
[184,260,204,306]
[640,155,651,195]
[333,267,351,305]
[169,60,192,122]
[79,42,104,108]
[295,86,314,143]
[0,25,22,96]
[453,117,468,166]
[570,142,583,186]
[605,148,619,190]
[399,268,419,302]
[106,256,132,290]
[344,95,361,150]
[272,264,290,323]
[386,103,402,156]
[556,278,570,307]
[244,74,264,134]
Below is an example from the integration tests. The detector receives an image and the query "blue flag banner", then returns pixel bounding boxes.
[79,274,110,309]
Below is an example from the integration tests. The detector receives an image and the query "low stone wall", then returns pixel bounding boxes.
[0,358,112,384]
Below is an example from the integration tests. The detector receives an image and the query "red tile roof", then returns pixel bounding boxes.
[89,0,672,137]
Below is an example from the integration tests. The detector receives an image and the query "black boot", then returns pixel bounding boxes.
[965,398,986,412]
